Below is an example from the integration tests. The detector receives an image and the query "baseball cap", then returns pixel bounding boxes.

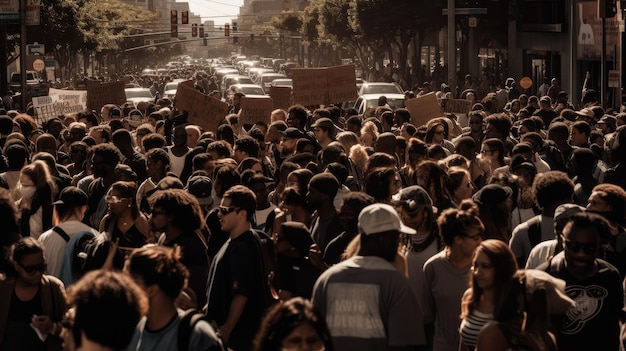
[311,117,334,131]
[280,127,304,139]
[186,175,213,206]
[528,96,539,103]
[358,203,416,236]
[539,96,551,104]
[597,115,617,130]
[554,203,585,222]
[392,186,436,215]
[52,186,88,207]
[523,269,575,315]
[576,108,595,121]
[472,184,512,205]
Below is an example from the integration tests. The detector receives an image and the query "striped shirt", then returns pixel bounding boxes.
[459,309,493,350]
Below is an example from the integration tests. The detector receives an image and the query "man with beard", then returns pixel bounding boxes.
[312,203,426,350]
[149,189,209,307]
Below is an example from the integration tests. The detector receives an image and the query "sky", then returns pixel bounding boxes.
[186,0,244,24]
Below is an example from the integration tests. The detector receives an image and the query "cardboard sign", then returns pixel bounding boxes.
[441,98,472,114]
[291,64,358,106]
[239,97,274,126]
[326,64,358,103]
[175,81,228,133]
[405,92,443,128]
[291,67,328,106]
[32,88,88,123]
[87,81,126,112]
[269,86,292,110]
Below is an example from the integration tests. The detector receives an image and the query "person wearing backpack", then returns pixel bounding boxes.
[38,186,98,279]
[125,245,223,351]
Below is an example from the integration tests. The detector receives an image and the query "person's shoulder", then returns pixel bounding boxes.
[476,321,509,351]
[423,250,447,268]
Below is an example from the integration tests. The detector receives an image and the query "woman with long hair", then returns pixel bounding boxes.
[399,137,428,187]
[446,166,475,207]
[476,270,574,351]
[254,297,334,351]
[459,240,518,351]
[16,160,57,238]
[0,237,66,350]
[425,121,454,154]
[422,200,484,351]
[415,160,454,211]
[364,167,402,204]
[100,181,152,248]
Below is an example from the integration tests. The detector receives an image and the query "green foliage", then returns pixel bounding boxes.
[271,12,303,34]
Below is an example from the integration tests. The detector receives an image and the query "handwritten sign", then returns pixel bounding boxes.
[270,86,292,111]
[441,98,472,114]
[87,81,126,112]
[405,92,444,128]
[32,88,88,123]
[175,81,228,133]
[239,97,274,126]
[326,65,358,103]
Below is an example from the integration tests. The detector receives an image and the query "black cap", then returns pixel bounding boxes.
[186,175,213,206]
[52,186,88,207]
[280,127,304,139]
[472,184,512,205]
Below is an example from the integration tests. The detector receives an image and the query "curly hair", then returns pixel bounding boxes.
[253,297,334,351]
[532,171,574,209]
[149,189,204,232]
[437,199,485,247]
[125,245,189,300]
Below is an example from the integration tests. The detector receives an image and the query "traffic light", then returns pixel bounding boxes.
[199,25,204,38]
[170,10,177,24]
[192,24,197,37]
[232,22,238,32]
[182,11,189,24]
[600,0,617,18]
[225,23,230,36]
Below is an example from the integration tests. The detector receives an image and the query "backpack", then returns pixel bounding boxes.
[53,226,96,286]
[177,309,222,351]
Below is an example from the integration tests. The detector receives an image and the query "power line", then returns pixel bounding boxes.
[204,0,241,7]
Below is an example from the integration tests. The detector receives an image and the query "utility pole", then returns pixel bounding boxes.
[19,0,26,110]
[448,0,456,94]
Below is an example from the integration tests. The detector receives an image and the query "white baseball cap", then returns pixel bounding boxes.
[358,203,417,236]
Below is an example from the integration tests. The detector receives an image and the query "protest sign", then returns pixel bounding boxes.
[405,92,444,128]
[87,81,126,112]
[291,64,358,106]
[270,86,292,110]
[239,97,274,126]
[32,88,88,122]
[175,81,228,132]
[441,98,471,114]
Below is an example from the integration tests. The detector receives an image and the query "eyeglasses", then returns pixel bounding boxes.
[106,195,131,204]
[218,206,239,215]
[562,237,597,254]
[18,261,47,274]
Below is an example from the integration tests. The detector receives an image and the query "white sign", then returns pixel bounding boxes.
[32,88,88,123]
[27,43,45,55]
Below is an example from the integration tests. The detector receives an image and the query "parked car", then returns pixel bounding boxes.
[125,87,155,105]
[354,93,406,115]
[9,71,47,96]
[256,73,287,91]
[229,84,268,98]
[270,78,293,88]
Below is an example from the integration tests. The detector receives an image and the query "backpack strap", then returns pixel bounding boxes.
[177,309,205,351]
[53,226,70,242]
[527,216,542,248]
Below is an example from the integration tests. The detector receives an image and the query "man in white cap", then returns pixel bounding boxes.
[311,203,426,350]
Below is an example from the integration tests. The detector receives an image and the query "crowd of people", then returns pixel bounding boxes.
[0,70,625,351]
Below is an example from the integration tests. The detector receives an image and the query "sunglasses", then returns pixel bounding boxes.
[563,238,597,254]
[106,195,131,204]
[218,206,238,215]
[18,261,47,274]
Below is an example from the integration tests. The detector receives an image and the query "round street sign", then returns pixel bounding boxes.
[33,59,45,72]
[519,76,533,89]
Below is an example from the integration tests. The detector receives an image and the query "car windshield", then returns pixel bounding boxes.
[240,87,265,95]
[361,84,402,95]
[126,90,152,98]
[366,98,405,109]
[164,83,178,90]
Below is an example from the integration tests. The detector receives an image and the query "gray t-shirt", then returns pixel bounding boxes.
[509,215,554,267]
[312,255,426,350]
[421,250,470,351]
[126,310,222,351]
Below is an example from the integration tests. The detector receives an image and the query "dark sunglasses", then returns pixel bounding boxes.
[18,261,47,274]
[563,238,597,254]
[218,206,238,215]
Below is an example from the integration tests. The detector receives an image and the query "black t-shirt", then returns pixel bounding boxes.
[205,230,269,351]
[539,253,623,351]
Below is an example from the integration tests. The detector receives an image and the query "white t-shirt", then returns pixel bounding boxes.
[39,220,99,278]
[166,146,191,178]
